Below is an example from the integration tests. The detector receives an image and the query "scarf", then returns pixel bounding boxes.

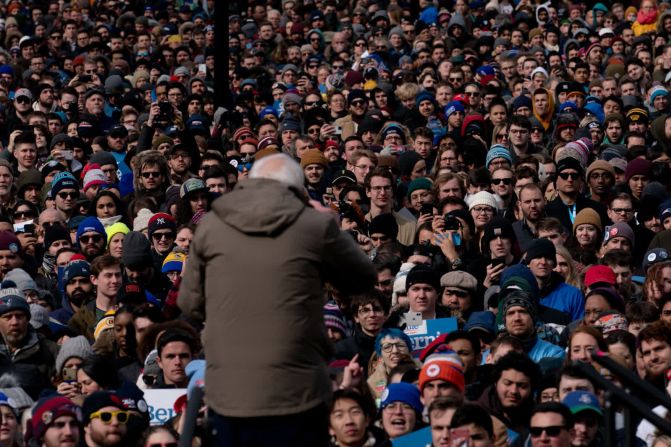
[42,253,56,276]
[637,8,657,24]
[99,215,122,228]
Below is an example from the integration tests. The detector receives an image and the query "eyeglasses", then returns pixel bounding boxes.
[492,178,513,185]
[90,410,130,425]
[611,207,633,214]
[530,426,565,438]
[15,97,30,104]
[141,171,161,179]
[350,100,366,107]
[558,172,580,180]
[58,191,79,200]
[472,207,494,214]
[381,342,409,353]
[152,232,175,241]
[80,234,103,244]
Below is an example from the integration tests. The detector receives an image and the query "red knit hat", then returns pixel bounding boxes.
[419,350,465,393]
[31,396,82,441]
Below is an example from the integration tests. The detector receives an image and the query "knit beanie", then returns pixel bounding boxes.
[55,335,94,375]
[500,289,537,324]
[481,216,516,252]
[398,151,423,178]
[573,208,602,233]
[83,169,107,192]
[147,213,177,238]
[76,217,105,246]
[152,135,174,151]
[323,301,347,336]
[31,396,81,441]
[485,145,513,169]
[0,232,20,254]
[603,222,635,246]
[419,350,465,393]
[444,100,465,118]
[406,178,433,198]
[0,290,30,317]
[63,260,91,285]
[3,269,36,293]
[556,156,584,176]
[406,265,440,291]
[586,160,615,179]
[300,149,328,168]
[50,172,78,197]
[415,90,435,107]
[467,190,498,210]
[524,238,556,262]
[133,208,154,232]
[162,251,186,273]
[121,231,153,268]
[368,214,398,239]
[44,225,70,251]
[82,391,124,423]
[500,264,540,302]
[624,158,652,182]
[380,382,423,415]
[105,222,130,244]
[89,151,117,168]
[512,95,532,111]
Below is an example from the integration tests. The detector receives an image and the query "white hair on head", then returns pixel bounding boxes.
[249,153,304,189]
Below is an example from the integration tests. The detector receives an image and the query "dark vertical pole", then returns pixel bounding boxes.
[603,390,614,447]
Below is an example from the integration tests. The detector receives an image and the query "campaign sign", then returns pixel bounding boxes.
[392,426,431,446]
[404,317,458,358]
[145,389,187,425]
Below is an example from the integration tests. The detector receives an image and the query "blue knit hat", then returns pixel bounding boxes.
[76,217,105,245]
[512,95,532,111]
[0,289,30,317]
[444,101,465,118]
[486,144,513,169]
[380,382,423,415]
[50,172,78,197]
[415,90,435,107]
[63,260,91,285]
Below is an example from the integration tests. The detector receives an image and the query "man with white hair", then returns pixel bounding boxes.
[178,154,377,446]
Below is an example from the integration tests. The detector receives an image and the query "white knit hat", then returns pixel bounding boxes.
[133,208,154,232]
[467,191,498,211]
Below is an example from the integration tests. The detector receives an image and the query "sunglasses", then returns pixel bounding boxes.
[558,172,580,180]
[147,443,178,447]
[15,96,30,104]
[90,410,130,425]
[58,191,79,200]
[152,232,175,241]
[530,426,565,438]
[305,101,319,106]
[449,77,463,82]
[14,210,34,219]
[80,234,103,244]
[141,171,161,179]
[492,178,513,185]
[308,64,318,69]
[350,100,365,107]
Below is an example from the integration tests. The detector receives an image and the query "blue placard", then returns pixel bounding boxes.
[392,426,431,447]
[404,317,458,358]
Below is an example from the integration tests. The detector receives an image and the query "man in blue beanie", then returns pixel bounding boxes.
[76,217,106,262]
[51,172,79,220]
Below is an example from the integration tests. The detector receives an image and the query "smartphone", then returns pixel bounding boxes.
[420,204,434,216]
[62,366,77,383]
[334,125,342,135]
[61,150,73,161]
[198,63,206,73]
[23,223,35,235]
[79,74,92,83]
[491,257,505,268]
[406,311,423,326]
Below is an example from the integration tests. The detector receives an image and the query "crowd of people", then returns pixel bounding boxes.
[225,0,671,446]
[0,0,220,446]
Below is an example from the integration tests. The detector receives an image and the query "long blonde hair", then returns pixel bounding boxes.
[555,244,582,289]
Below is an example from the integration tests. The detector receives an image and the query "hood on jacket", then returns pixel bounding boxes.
[448,12,467,31]
[212,178,307,236]
[650,114,671,148]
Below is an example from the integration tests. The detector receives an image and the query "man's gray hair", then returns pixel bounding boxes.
[249,153,305,189]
